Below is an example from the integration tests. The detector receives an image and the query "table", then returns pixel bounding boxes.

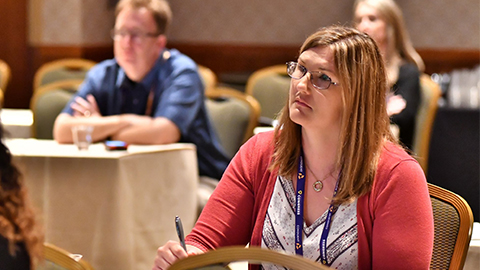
[0,108,33,138]
[427,106,479,222]
[6,139,199,270]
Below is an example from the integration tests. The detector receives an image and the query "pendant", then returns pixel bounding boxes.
[313,180,323,192]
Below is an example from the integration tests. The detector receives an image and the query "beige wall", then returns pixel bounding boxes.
[168,0,354,45]
[29,0,114,46]
[29,0,479,49]
[399,0,479,49]
[167,0,479,49]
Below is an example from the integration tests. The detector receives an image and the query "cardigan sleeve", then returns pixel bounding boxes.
[368,159,434,269]
[185,133,266,251]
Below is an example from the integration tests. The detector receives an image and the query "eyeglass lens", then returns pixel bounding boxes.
[111,29,157,43]
[286,62,333,90]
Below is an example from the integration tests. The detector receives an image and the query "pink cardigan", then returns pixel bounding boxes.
[186,131,433,269]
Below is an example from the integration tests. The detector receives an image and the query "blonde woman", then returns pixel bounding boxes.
[354,0,424,150]
[153,26,433,270]
[0,123,43,270]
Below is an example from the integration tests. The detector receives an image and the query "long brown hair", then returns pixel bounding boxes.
[0,124,43,269]
[271,26,395,204]
[353,0,424,72]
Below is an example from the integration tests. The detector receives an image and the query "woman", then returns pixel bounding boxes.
[353,0,424,150]
[0,124,43,270]
[153,26,433,270]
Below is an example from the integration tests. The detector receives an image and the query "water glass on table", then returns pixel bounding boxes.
[71,125,93,150]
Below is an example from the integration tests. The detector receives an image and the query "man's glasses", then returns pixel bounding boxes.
[110,29,159,44]
[286,61,338,90]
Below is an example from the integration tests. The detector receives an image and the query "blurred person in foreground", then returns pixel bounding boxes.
[0,124,43,270]
[53,0,229,180]
[152,26,434,270]
[354,0,425,150]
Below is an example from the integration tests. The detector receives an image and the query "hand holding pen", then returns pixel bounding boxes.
[152,216,202,270]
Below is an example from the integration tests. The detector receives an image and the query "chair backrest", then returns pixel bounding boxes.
[169,246,330,270]
[30,80,82,139]
[245,65,290,125]
[36,243,94,270]
[205,87,260,159]
[428,183,474,270]
[33,58,96,91]
[198,65,218,94]
[412,74,442,173]
[0,59,11,93]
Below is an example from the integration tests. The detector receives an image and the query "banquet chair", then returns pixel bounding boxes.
[0,59,11,94]
[245,65,289,126]
[36,242,94,270]
[30,80,82,139]
[198,65,218,94]
[33,58,95,91]
[205,86,260,159]
[198,88,260,215]
[169,246,330,270]
[412,74,442,173]
[428,183,474,270]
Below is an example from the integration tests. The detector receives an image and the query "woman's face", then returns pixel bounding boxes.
[288,46,344,131]
[354,2,388,47]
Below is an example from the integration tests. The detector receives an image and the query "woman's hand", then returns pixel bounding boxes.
[386,94,407,116]
[152,241,202,270]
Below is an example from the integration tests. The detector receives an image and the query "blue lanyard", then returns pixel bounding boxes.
[294,153,306,256]
[294,151,339,266]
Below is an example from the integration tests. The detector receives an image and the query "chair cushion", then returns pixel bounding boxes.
[40,68,90,87]
[205,97,250,159]
[430,197,460,269]
[36,260,70,270]
[251,75,290,121]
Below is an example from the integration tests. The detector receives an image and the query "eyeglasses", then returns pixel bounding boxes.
[286,61,338,90]
[110,29,159,44]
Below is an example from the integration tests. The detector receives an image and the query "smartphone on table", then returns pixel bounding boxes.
[105,140,129,151]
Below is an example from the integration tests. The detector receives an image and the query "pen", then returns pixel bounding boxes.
[175,215,187,251]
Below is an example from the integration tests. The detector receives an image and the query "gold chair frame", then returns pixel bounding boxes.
[0,59,11,93]
[169,246,330,270]
[198,65,218,94]
[42,243,94,270]
[30,80,83,113]
[33,58,96,91]
[412,74,442,173]
[428,183,474,270]
[245,65,287,95]
[0,87,4,108]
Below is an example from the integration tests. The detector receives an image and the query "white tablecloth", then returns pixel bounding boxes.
[0,109,33,138]
[6,139,199,270]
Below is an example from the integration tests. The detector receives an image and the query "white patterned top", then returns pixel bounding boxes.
[261,176,358,269]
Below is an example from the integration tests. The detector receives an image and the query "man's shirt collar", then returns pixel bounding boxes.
[115,49,169,92]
